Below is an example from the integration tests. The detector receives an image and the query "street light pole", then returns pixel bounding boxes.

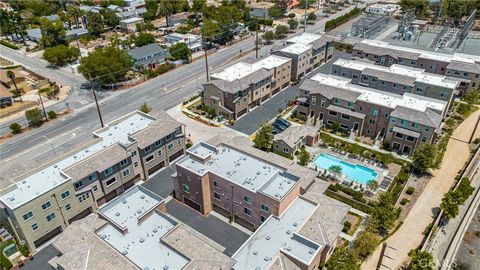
[203,38,210,82]
[43,135,56,155]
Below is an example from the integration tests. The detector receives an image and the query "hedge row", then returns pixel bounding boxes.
[328,183,366,203]
[0,39,19,50]
[325,190,371,214]
[325,7,361,31]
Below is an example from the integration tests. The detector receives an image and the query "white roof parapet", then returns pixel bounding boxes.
[280,43,312,55]
[286,33,323,45]
[334,59,459,89]
[177,142,300,200]
[310,73,447,114]
[0,111,158,210]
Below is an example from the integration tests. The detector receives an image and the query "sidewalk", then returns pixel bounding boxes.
[361,109,480,270]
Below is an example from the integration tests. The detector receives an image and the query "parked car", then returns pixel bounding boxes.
[272,128,281,135]
[273,123,287,131]
[275,118,291,127]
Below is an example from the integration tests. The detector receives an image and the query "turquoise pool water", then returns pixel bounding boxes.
[314,153,377,184]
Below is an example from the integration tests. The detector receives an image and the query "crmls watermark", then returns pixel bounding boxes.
[417,258,464,269]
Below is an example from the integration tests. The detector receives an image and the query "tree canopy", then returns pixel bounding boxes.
[253,123,274,151]
[275,25,289,38]
[298,147,310,166]
[134,33,155,47]
[169,42,192,62]
[79,46,133,84]
[25,108,45,127]
[101,9,120,28]
[262,30,275,44]
[86,12,105,37]
[268,6,282,18]
[287,19,298,29]
[412,143,437,173]
[369,193,398,234]
[327,246,360,270]
[43,45,79,66]
[40,19,66,47]
[353,230,380,261]
[409,249,434,270]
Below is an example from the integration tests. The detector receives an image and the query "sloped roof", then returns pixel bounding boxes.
[391,106,442,128]
[274,125,319,148]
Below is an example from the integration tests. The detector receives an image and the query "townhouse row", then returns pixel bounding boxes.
[297,74,447,155]
[352,39,480,93]
[202,33,334,121]
[0,111,186,252]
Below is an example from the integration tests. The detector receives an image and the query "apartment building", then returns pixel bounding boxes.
[298,74,447,155]
[0,111,185,252]
[202,55,292,121]
[332,59,459,106]
[352,39,480,93]
[273,125,320,156]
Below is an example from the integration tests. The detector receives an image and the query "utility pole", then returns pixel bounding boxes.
[255,20,259,59]
[203,39,210,82]
[303,0,308,32]
[88,75,104,128]
[38,91,48,121]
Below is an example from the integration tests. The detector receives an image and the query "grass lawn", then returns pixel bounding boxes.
[0,101,37,118]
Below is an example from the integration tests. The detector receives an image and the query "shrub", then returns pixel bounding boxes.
[25,108,45,127]
[288,13,296,18]
[325,7,360,30]
[9,122,22,134]
[47,110,57,119]
[406,186,415,195]
[0,39,19,49]
[342,220,352,233]
[325,190,371,213]
[400,198,409,205]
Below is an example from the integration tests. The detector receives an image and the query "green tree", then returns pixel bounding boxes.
[353,230,380,261]
[253,123,274,151]
[369,193,398,234]
[275,25,289,38]
[139,102,152,113]
[327,246,360,270]
[299,0,316,8]
[307,12,317,22]
[6,70,22,102]
[134,33,155,47]
[412,144,437,173]
[268,6,282,18]
[462,90,480,105]
[47,110,57,119]
[25,108,45,127]
[101,9,120,28]
[452,260,470,270]
[40,19,66,47]
[457,177,474,202]
[262,30,276,44]
[287,19,298,29]
[9,122,22,134]
[328,165,343,177]
[288,12,296,18]
[43,45,80,66]
[298,147,310,166]
[191,0,206,26]
[86,11,104,37]
[169,42,192,62]
[440,190,462,219]
[79,46,133,84]
[66,5,84,27]
[367,179,379,191]
[409,249,435,270]
[399,0,431,18]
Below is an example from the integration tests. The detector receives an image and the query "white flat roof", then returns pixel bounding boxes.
[252,55,291,70]
[334,59,459,89]
[280,43,312,55]
[97,186,188,270]
[211,62,259,82]
[232,197,321,270]
[286,33,322,45]
[360,39,480,64]
[176,143,299,200]
[120,17,143,23]
[311,73,447,113]
[0,112,155,210]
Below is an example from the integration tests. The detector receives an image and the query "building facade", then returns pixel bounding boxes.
[297,74,446,155]
[0,111,185,252]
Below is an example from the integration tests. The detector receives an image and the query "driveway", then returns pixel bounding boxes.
[230,50,351,135]
[166,199,249,256]
[22,244,60,270]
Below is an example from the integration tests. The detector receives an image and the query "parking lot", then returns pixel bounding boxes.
[141,166,250,256]
[231,50,350,135]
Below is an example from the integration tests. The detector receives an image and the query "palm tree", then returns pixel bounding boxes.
[6,70,22,102]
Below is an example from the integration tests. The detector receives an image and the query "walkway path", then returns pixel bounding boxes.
[361,110,480,270]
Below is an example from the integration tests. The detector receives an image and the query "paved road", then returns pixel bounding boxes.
[22,244,60,270]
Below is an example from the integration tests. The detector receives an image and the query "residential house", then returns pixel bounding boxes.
[298,74,447,154]
[0,110,185,252]
[202,55,291,121]
[119,17,144,32]
[164,33,203,53]
[352,39,480,93]
[365,4,399,16]
[332,58,459,106]
[128,43,167,69]
[167,12,191,27]
[26,28,88,42]
[124,0,146,8]
[273,125,320,156]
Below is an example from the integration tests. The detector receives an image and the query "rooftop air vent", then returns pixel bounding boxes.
[139,238,145,243]
[293,222,298,227]
[122,250,128,255]
[253,251,258,255]
[140,195,145,199]
[163,266,169,270]
[286,230,291,235]
[100,234,107,239]
[137,210,142,214]
[153,228,158,233]
[286,246,292,251]
[115,212,120,217]
[21,180,26,184]
[122,199,127,204]
[265,236,271,240]
[309,248,315,254]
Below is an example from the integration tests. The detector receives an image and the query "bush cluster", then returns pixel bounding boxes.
[325,7,361,30]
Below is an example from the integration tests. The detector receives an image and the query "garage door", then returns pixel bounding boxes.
[68,207,92,224]
[183,197,201,213]
[34,226,62,249]
[168,149,184,162]
[148,161,165,175]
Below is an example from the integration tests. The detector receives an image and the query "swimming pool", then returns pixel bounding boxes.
[314,153,377,184]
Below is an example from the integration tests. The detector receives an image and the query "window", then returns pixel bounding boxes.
[320,98,326,107]
[391,117,397,123]
[395,133,403,139]
[244,196,252,204]
[311,96,316,105]
[145,155,154,163]
[422,136,428,142]
[134,162,138,167]
[178,139,182,145]
[440,92,447,98]
[105,178,117,187]
[411,123,418,128]
[65,204,71,211]
[41,201,52,210]
[168,143,174,150]
[406,136,415,142]
[104,167,113,176]
[23,211,34,221]
[334,98,340,104]
[369,119,376,125]
[88,173,97,181]
[261,204,269,213]
[122,169,130,177]
[145,145,152,152]
[155,140,162,146]
[416,87,423,93]
[283,147,289,153]
[341,114,350,120]
[93,185,98,191]
[182,184,190,193]
[371,109,378,116]
[260,216,267,223]
[214,192,221,200]
[425,127,430,132]
[46,213,56,222]
[78,193,90,203]
[61,191,70,199]
[347,102,353,108]
[400,119,406,126]
[244,207,252,216]
[393,83,398,89]
[31,223,39,231]
[213,181,220,189]
[352,74,358,79]
[329,111,338,116]
[131,151,137,157]
[120,159,128,167]
[384,113,389,118]
[74,181,84,189]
